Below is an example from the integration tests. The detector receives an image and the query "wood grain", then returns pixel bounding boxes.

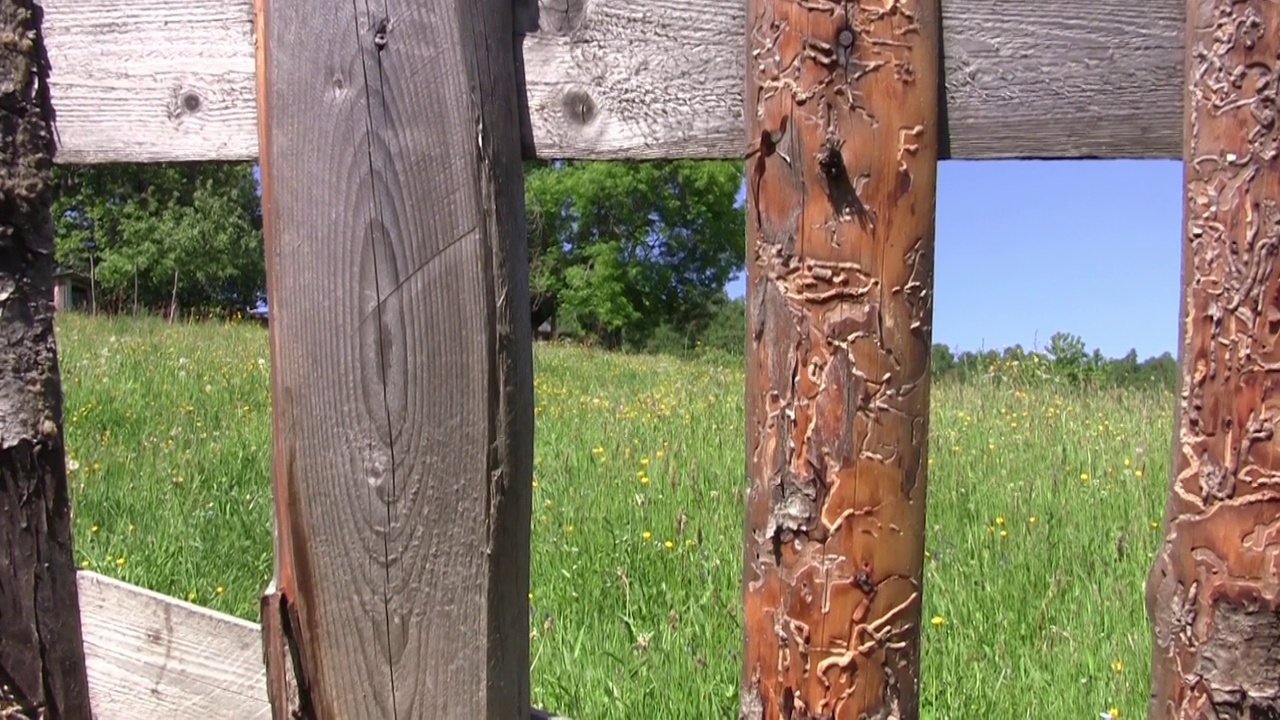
[740,1,940,717]
[40,0,258,165]
[40,0,1184,163]
[255,0,534,717]
[77,571,270,719]
[1144,0,1280,716]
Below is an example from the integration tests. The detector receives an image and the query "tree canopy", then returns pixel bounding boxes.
[523,159,746,349]
[52,162,263,316]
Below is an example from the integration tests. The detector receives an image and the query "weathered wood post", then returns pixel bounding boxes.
[254,0,535,717]
[1145,0,1280,715]
[739,1,940,717]
[0,1,93,717]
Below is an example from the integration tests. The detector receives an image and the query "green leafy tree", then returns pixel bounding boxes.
[52,162,263,315]
[524,159,745,348]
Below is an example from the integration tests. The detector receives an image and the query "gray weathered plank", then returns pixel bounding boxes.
[77,571,270,719]
[77,573,576,720]
[256,0,534,716]
[41,0,259,165]
[40,0,1183,163]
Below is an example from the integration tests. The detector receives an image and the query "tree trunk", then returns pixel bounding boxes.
[0,1,94,717]
[1144,1,1280,716]
[739,1,940,718]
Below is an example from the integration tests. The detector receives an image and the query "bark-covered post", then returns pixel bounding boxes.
[0,1,94,717]
[739,1,940,717]
[1144,0,1280,715]
[254,0,534,717]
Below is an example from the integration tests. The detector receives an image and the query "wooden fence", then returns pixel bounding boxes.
[1,0,1276,718]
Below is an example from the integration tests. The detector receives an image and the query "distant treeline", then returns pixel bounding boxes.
[595,296,1179,391]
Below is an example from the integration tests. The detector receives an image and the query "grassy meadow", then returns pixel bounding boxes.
[56,313,1172,719]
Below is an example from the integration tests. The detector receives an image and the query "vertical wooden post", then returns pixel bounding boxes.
[254,1,534,717]
[1145,0,1280,716]
[0,0,93,717]
[740,1,940,717]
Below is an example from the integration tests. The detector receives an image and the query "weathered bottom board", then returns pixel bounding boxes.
[76,571,568,719]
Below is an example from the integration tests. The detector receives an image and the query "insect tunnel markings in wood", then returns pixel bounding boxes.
[1145,0,1280,716]
[740,0,940,717]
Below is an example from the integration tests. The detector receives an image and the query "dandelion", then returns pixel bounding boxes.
[1111,658,1124,674]
[999,529,1008,539]
[80,560,90,569]
[641,457,650,467]
[187,591,198,602]
[642,530,652,541]
[996,516,1005,525]
[116,557,126,567]
[1135,469,1144,478]
[1081,472,1090,482]
[1151,520,1160,529]
[1029,515,1038,524]
[664,540,674,550]
[90,524,99,534]
[930,616,945,627]
[216,586,225,596]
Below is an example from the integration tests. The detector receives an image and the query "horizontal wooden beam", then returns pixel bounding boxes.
[77,571,270,719]
[41,0,1184,164]
[76,572,571,719]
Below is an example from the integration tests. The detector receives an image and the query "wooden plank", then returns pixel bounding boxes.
[255,0,534,717]
[739,1,940,717]
[1144,0,1280,716]
[40,0,259,165]
[0,0,93,714]
[77,573,577,720]
[40,0,1184,164]
[76,571,270,719]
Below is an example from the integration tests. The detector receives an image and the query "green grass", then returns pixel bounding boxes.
[55,313,1171,719]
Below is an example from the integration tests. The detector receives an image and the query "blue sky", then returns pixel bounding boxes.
[255,159,1184,360]
[725,159,1185,360]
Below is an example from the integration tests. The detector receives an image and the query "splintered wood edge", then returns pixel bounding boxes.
[39,0,1184,164]
[76,572,571,719]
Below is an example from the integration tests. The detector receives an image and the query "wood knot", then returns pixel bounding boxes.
[817,136,846,178]
[168,87,204,123]
[561,89,597,126]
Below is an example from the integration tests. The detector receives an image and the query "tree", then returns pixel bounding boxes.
[51,162,264,315]
[523,159,745,348]
[0,0,93,714]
